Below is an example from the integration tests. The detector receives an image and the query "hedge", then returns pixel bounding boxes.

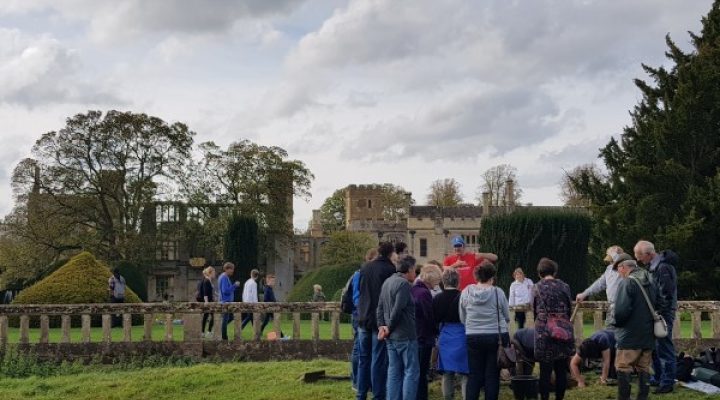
[478,208,591,295]
[287,262,360,303]
[12,252,141,327]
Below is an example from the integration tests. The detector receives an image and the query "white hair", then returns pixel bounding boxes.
[634,240,656,255]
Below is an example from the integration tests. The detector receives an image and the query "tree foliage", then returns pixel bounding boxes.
[320,231,376,266]
[560,164,602,207]
[426,178,463,207]
[568,3,720,299]
[224,214,259,284]
[319,189,346,234]
[478,209,591,294]
[477,164,522,206]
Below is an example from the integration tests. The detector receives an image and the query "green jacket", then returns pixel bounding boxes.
[613,268,657,350]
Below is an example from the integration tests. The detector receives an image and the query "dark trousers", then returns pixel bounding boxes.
[418,343,433,400]
[466,333,509,400]
[652,313,677,388]
[539,358,568,400]
[221,313,234,340]
[202,313,214,333]
[110,296,124,327]
[515,311,527,329]
[241,312,254,329]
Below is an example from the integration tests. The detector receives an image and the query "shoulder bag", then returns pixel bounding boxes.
[495,287,517,369]
[629,276,668,338]
[537,283,574,342]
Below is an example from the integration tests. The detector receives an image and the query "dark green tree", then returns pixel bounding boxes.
[224,214,259,284]
[570,2,720,299]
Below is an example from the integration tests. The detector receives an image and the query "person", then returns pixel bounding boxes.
[532,257,574,400]
[613,253,657,400]
[260,274,281,336]
[377,255,420,400]
[433,268,468,400]
[356,242,397,400]
[313,283,327,321]
[634,240,678,394]
[218,262,241,341]
[426,260,444,296]
[508,267,533,329]
[443,236,498,290]
[511,328,536,375]
[412,264,442,400]
[570,329,616,387]
[198,266,216,338]
[108,268,126,328]
[459,262,509,400]
[241,269,260,330]
[2,289,13,304]
[576,245,624,328]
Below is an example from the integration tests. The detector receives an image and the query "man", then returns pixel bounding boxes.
[442,236,498,290]
[260,274,280,335]
[570,329,616,387]
[511,327,536,375]
[377,255,419,400]
[613,253,657,400]
[108,268,126,328]
[241,269,260,330]
[218,262,240,341]
[576,245,624,328]
[356,242,397,400]
[634,240,678,394]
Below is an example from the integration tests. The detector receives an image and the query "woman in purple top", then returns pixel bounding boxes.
[412,264,442,400]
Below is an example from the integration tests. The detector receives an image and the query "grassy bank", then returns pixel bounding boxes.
[0,359,716,400]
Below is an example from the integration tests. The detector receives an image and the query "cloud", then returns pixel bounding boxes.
[0,28,120,106]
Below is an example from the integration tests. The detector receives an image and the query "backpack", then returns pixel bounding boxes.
[340,273,355,315]
[676,352,696,382]
[195,280,204,302]
[699,347,720,372]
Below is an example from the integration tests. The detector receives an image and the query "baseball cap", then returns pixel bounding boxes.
[451,236,465,247]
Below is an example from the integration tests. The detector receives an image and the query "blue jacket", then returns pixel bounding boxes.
[218,274,235,303]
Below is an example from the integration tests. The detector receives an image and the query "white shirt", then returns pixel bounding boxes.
[242,278,258,303]
[508,278,534,307]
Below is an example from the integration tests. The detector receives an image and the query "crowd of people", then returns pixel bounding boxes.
[343,237,678,400]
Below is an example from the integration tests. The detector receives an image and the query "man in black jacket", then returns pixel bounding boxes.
[356,242,397,400]
[634,240,678,394]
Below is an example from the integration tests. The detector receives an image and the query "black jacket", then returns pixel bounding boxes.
[650,250,678,315]
[357,256,396,331]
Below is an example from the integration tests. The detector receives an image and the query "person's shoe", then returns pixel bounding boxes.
[654,385,674,394]
[637,372,650,400]
[617,371,632,400]
[648,377,659,387]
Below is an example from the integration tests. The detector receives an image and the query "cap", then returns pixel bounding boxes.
[451,236,465,247]
[612,253,635,270]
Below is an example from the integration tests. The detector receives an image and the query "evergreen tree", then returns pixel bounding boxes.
[224,214,259,285]
[570,2,720,299]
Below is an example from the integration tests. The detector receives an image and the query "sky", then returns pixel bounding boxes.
[0,0,714,230]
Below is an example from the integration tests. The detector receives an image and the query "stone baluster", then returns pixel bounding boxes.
[253,313,262,341]
[122,314,132,343]
[593,311,604,331]
[673,312,681,339]
[273,312,282,339]
[60,315,71,344]
[81,314,91,343]
[143,313,153,341]
[293,313,301,340]
[692,311,703,339]
[233,312,243,343]
[712,311,720,339]
[331,311,340,340]
[39,315,50,344]
[102,314,112,343]
[573,311,584,342]
[311,312,320,341]
[213,312,223,341]
[164,314,173,341]
[0,315,8,347]
[19,315,29,344]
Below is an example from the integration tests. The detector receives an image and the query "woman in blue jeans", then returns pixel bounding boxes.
[459,262,510,400]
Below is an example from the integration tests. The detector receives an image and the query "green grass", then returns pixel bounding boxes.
[0,359,716,400]
[4,319,712,344]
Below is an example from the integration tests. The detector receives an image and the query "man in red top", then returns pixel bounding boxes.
[443,236,498,290]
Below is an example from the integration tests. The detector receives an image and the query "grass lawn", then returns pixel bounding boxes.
[0,359,717,400]
[4,319,713,344]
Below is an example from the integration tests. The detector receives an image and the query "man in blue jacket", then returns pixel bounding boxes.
[218,262,240,341]
[634,240,678,394]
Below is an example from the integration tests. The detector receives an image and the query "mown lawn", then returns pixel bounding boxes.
[0,359,717,400]
[4,319,713,344]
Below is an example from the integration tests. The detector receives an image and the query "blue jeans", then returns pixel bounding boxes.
[652,313,677,388]
[351,317,360,389]
[466,333,509,400]
[386,339,419,400]
[357,327,388,400]
[221,313,234,340]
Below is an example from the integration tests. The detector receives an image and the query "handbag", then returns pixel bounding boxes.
[537,284,574,342]
[495,287,517,369]
[630,276,668,338]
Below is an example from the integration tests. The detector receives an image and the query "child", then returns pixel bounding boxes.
[508,267,534,329]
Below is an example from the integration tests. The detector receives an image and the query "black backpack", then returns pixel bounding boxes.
[195,280,204,302]
[699,347,720,372]
[340,274,355,315]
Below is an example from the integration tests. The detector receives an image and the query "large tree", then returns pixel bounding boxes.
[559,164,602,207]
[11,110,194,261]
[569,3,720,299]
[426,178,463,207]
[477,164,522,206]
[319,189,345,234]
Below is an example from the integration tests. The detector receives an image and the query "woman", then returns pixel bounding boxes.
[412,264,442,400]
[533,257,574,400]
[433,268,468,400]
[200,266,216,338]
[508,267,533,329]
[459,262,510,400]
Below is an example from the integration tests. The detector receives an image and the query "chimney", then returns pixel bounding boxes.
[482,192,491,215]
[505,179,515,211]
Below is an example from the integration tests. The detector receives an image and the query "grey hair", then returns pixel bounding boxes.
[635,240,656,255]
[619,260,638,269]
[442,268,459,289]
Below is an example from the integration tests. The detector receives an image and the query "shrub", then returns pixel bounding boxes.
[478,209,591,295]
[287,262,359,303]
[11,252,141,327]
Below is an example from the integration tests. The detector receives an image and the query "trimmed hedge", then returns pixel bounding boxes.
[12,252,141,327]
[478,209,591,295]
[287,262,359,303]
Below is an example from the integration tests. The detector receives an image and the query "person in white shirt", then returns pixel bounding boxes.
[508,267,534,329]
[241,269,260,330]
[576,246,623,328]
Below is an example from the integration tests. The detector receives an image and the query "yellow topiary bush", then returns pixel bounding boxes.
[12,252,141,327]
